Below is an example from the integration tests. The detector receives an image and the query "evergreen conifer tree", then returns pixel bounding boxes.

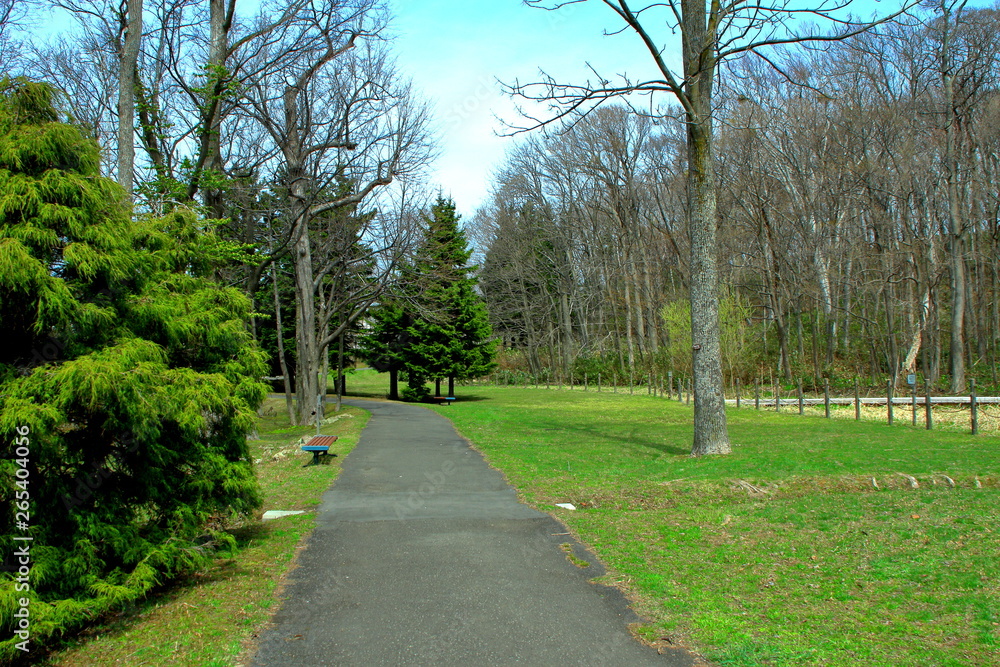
[405,196,496,397]
[0,79,266,659]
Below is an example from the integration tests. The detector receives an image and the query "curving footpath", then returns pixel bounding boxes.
[248,398,698,666]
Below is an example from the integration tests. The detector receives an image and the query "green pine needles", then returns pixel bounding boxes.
[362,196,497,400]
[0,79,267,661]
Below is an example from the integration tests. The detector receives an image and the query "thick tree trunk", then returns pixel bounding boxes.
[680,0,730,456]
[293,220,320,425]
[686,113,730,456]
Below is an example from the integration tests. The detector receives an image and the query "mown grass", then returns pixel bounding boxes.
[419,380,1000,667]
[39,397,366,667]
[36,370,1000,666]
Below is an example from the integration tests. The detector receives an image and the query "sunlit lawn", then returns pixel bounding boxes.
[38,369,1000,666]
[411,375,1000,666]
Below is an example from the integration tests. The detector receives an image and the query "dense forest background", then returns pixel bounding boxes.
[2,1,997,396]
[472,5,1000,393]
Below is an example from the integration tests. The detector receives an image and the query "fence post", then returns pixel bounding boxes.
[598,373,602,392]
[925,381,933,430]
[775,379,780,411]
[912,381,918,426]
[755,379,760,410]
[736,378,741,409]
[887,380,894,426]
[824,379,830,419]
[798,378,804,415]
[971,379,978,435]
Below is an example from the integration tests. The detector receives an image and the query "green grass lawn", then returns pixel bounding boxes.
[39,398,367,667]
[35,371,1000,666]
[420,380,1000,667]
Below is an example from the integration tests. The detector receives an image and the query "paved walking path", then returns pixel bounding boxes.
[249,399,697,666]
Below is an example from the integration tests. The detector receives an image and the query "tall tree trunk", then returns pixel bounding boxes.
[335,330,344,412]
[686,106,730,456]
[202,0,231,216]
[681,0,730,456]
[940,0,966,393]
[560,290,573,377]
[762,211,791,380]
[281,78,322,426]
[272,265,296,425]
[116,0,142,192]
[293,219,319,425]
[288,147,319,423]
[624,275,636,372]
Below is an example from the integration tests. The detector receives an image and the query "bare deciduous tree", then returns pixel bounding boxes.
[237,2,434,424]
[506,0,912,455]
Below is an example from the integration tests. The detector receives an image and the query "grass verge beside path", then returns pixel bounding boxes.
[39,397,367,667]
[429,385,1000,667]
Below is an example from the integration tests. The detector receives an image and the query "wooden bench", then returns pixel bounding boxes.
[302,435,338,464]
[432,396,456,406]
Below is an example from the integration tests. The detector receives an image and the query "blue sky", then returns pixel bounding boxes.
[385,0,905,217]
[37,0,914,217]
[386,0,661,216]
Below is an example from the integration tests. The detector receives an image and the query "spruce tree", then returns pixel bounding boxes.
[406,196,496,397]
[0,79,266,660]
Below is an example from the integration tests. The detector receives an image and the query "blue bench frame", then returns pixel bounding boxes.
[432,396,456,406]
[302,435,338,464]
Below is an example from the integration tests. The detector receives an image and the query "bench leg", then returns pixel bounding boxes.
[312,450,322,465]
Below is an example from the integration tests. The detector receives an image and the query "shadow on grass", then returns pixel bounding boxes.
[336,392,496,404]
[33,522,280,667]
[514,416,692,458]
[565,424,691,457]
[340,389,389,399]
[424,394,493,403]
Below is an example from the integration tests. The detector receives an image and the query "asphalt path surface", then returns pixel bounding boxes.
[249,398,698,666]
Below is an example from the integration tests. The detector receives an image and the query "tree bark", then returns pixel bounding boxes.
[389,368,399,400]
[683,0,730,456]
[272,265,296,425]
[116,0,142,192]
[939,0,967,393]
[687,116,730,456]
